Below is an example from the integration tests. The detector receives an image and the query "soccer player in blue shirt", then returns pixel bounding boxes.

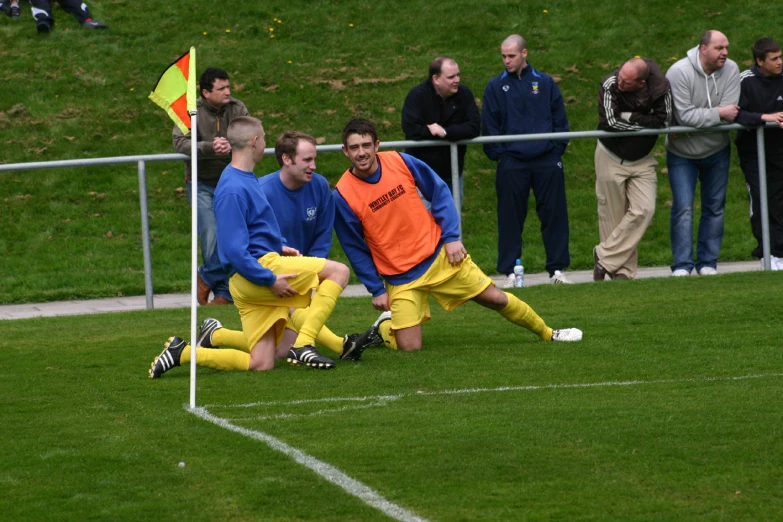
[150,118,359,377]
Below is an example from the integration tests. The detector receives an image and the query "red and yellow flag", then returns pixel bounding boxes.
[149,47,197,133]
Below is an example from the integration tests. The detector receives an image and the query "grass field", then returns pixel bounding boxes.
[2,273,782,520]
[3,0,783,303]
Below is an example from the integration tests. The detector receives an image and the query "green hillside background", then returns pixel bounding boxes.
[2,0,778,303]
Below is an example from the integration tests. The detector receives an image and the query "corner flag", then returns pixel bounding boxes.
[149,48,197,133]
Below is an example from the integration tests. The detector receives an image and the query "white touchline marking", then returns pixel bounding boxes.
[225,397,399,422]
[211,394,405,409]
[206,372,783,410]
[188,406,430,522]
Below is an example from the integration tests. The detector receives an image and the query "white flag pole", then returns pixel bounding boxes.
[189,110,199,409]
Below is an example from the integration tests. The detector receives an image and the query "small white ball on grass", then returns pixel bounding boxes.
[178,462,186,468]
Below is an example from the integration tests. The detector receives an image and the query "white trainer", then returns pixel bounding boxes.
[503,274,515,288]
[698,266,717,276]
[550,270,574,284]
[552,328,583,342]
[772,256,783,271]
[672,269,690,277]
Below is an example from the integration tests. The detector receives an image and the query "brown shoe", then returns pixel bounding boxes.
[207,296,233,306]
[593,248,608,281]
[196,272,211,305]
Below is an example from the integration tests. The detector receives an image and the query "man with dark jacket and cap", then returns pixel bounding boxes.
[593,58,672,280]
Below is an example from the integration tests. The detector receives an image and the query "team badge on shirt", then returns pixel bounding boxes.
[502,85,510,92]
[532,82,539,95]
[306,207,317,221]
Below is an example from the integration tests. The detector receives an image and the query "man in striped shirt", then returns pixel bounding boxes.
[593,58,671,281]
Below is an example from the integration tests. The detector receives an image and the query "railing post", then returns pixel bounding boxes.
[756,127,771,271]
[137,160,155,308]
[450,143,462,241]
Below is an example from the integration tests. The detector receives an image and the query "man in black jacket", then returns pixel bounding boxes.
[401,56,480,205]
[593,58,671,280]
[735,38,783,270]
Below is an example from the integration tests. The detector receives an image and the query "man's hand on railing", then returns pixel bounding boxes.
[718,104,740,122]
[761,112,783,128]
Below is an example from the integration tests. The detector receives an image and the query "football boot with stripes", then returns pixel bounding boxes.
[149,336,187,378]
[197,317,222,348]
[287,346,335,369]
[340,311,391,361]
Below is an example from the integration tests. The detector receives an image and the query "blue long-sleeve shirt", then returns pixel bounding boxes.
[213,164,283,287]
[482,64,569,166]
[258,171,335,258]
[334,152,460,297]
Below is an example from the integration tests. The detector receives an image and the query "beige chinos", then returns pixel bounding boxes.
[594,144,657,278]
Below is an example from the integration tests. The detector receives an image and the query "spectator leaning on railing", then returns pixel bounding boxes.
[665,30,740,277]
[401,56,480,203]
[735,38,783,271]
[593,57,672,281]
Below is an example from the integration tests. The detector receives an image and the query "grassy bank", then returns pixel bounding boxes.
[2,0,780,303]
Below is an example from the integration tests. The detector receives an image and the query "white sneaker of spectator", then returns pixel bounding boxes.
[672,269,690,277]
[698,267,718,276]
[504,274,516,288]
[549,270,573,284]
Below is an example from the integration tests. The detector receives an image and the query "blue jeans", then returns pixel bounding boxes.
[186,180,232,301]
[667,146,731,273]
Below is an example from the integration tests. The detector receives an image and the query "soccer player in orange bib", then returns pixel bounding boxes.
[333,118,583,351]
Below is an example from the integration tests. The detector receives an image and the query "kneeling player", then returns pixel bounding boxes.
[334,119,583,350]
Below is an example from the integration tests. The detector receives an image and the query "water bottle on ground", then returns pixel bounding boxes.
[513,259,524,288]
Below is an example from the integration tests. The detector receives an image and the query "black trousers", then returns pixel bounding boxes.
[495,155,571,276]
[739,154,783,258]
[31,0,93,25]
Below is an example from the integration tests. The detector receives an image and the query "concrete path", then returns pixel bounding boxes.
[0,261,761,321]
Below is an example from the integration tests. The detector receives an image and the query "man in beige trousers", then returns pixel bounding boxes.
[593,58,672,280]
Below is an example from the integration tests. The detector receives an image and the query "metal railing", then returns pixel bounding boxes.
[1,122,776,308]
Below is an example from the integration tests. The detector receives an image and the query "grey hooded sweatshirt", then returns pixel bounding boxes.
[665,45,740,159]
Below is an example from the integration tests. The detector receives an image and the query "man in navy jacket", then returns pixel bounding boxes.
[482,34,572,286]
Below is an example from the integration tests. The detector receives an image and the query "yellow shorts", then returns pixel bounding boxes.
[229,252,326,349]
[386,248,494,330]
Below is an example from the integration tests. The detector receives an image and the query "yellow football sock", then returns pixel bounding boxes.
[378,320,398,350]
[211,327,250,352]
[180,344,251,371]
[292,280,343,348]
[290,308,344,354]
[498,292,553,341]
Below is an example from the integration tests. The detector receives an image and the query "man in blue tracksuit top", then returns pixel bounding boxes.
[482,34,572,286]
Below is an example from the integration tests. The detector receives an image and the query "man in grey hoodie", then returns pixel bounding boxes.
[665,30,740,276]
